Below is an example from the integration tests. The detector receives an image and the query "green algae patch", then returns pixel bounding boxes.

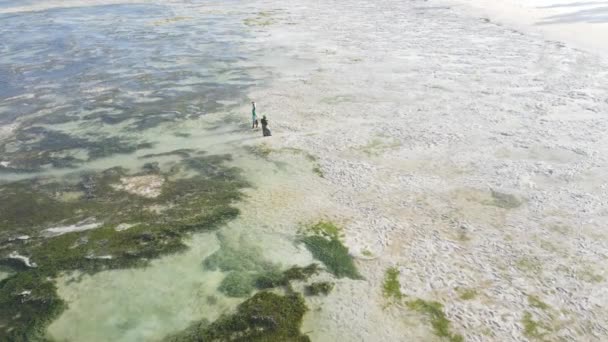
[0,182,82,237]
[361,249,374,257]
[140,149,195,159]
[516,257,542,273]
[244,143,274,159]
[300,221,361,279]
[281,148,324,178]
[219,272,256,298]
[301,236,361,279]
[243,11,278,27]
[255,264,319,290]
[1,154,246,243]
[577,267,604,283]
[203,231,321,296]
[218,264,320,298]
[0,126,153,172]
[282,264,320,282]
[521,294,565,340]
[281,148,323,178]
[528,295,550,311]
[487,189,521,209]
[203,236,274,273]
[522,311,551,340]
[0,152,249,340]
[0,271,66,342]
[305,282,334,296]
[151,16,192,26]
[357,137,402,157]
[311,165,324,178]
[457,288,478,301]
[245,145,324,178]
[407,299,464,342]
[383,267,403,301]
[165,292,310,342]
[522,311,541,338]
[308,221,343,240]
[253,269,287,290]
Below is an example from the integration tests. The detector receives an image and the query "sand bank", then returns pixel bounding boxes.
[451,0,608,55]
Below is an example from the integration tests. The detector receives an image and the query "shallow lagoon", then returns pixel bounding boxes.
[0,1,343,341]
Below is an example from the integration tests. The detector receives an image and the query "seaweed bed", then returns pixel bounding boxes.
[0,149,364,341]
[164,292,310,342]
[168,263,319,342]
[0,151,248,341]
[162,221,362,341]
[407,299,464,342]
[305,281,334,296]
[204,230,322,298]
[377,266,463,341]
[165,231,328,341]
[0,126,154,172]
[299,221,362,279]
[382,267,403,301]
[0,155,350,341]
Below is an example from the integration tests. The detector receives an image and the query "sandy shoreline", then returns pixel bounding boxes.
[450,0,608,56]
[248,0,608,340]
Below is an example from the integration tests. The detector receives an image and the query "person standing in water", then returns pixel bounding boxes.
[251,101,258,129]
[261,115,271,137]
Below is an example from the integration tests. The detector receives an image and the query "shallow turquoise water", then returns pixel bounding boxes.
[0,1,324,340]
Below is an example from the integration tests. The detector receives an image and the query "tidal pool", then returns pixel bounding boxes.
[47,226,315,341]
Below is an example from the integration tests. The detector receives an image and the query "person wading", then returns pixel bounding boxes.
[261,115,271,137]
[251,101,258,129]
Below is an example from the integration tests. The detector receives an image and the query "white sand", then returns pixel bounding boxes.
[0,123,18,142]
[246,0,608,340]
[0,0,147,14]
[42,221,102,237]
[451,0,608,55]
[8,252,37,268]
[112,175,165,198]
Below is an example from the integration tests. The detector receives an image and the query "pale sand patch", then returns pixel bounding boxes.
[115,223,137,231]
[0,0,150,14]
[42,221,103,237]
[451,0,608,55]
[8,252,37,268]
[112,175,165,198]
[0,123,19,142]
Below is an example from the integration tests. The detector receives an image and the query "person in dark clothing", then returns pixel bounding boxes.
[261,115,271,137]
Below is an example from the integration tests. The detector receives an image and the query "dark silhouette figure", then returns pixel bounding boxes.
[261,115,271,137]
